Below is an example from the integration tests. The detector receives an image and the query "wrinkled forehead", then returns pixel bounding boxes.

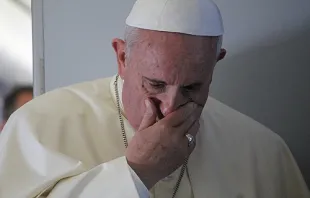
[130,31,218,83]
[139,30,218,53]
[132,30,218,64]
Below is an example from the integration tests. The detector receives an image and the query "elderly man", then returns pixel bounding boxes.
[0,0,309,197]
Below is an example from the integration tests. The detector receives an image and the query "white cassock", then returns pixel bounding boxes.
[0,75,309,198]
[1,0,309,197]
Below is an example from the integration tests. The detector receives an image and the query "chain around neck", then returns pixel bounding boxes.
[113,75,187,198]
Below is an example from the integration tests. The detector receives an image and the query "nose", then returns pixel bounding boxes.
[159,87,187,116]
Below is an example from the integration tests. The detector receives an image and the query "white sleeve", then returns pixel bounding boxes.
[46,157,148,198]
[128,164,150,198]
[0,113,147,198]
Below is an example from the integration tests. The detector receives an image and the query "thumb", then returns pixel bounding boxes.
[138,99,157,131]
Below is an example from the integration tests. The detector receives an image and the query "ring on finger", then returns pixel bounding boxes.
[186,134,195,147]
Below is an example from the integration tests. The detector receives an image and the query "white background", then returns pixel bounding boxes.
[32,0,310,186]
[0,0,32,86]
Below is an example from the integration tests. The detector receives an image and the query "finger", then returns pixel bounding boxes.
[163,102,197,127]
[181,135,197,157]
[178,120,199,156]
[186,119,200,137]
[138,99,158,131]
[177,108,202,134]
[187,138,196,155]
[184,121,200,155]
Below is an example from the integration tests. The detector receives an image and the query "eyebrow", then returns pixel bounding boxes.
[143,76,167,84]
[142,76,203,87]
[182,82,203,88]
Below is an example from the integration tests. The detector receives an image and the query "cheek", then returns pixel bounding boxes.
[122,78,153,119]
[192,85,211,106]
[123,81,144,106]
[122,83,146,129]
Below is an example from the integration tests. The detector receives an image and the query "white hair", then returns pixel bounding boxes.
[124,25,223,58]
[124,25,140,58]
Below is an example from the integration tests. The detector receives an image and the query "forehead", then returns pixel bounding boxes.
[132,30,218,83]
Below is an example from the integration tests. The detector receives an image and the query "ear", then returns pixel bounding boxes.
[112,38,126,78]
[217,48,226,62]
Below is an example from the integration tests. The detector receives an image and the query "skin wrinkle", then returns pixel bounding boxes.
[112,25,227,189]
[114,26,226,130]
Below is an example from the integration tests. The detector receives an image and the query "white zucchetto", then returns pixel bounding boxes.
[126,0,224,36]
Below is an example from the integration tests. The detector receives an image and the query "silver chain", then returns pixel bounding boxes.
[114,75,187,198]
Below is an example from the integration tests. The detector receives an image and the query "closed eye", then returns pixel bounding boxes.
[182,83,202,92]
[143,76,167,92]
[150,82,165,89]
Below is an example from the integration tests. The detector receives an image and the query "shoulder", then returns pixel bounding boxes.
[1,76,116,154]
[202,98,309,197]
[203,97,285,150]
[18,77,112,118]
[3,77,114,140]
[0,76,123,166]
